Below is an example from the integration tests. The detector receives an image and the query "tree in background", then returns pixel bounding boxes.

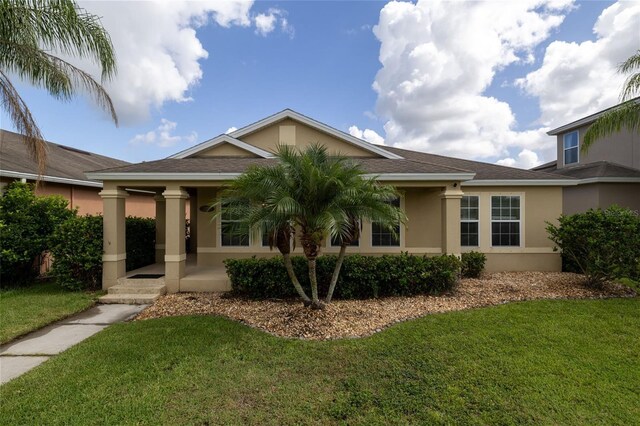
[582,50,640,152]
[0,0,118,174]
[218,144,406,309]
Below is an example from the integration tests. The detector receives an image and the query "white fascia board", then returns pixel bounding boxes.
[365,173,475,181]
[230,109,404,160]
[168,135,274,159]
[577,177,640,184]
[85,172,242,181]
[1,170,103,188]
[463,179,578,187]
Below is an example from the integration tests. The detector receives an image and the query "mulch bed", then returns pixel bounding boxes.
[135,272,636,340]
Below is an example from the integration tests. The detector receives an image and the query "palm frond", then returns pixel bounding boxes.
[0,70,47,174]
[582,101,640,152]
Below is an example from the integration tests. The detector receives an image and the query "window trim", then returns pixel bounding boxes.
[218,199,251,247]
[370,195,403,248]
[461,195,480,247]
[563,130,579,166]
[490,195,522,248]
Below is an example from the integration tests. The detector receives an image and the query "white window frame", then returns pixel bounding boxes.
[563,130,579,166]
[219,199,251,247]
[371,196,402,247]
[461,195,480,247]
[490,195,522,248]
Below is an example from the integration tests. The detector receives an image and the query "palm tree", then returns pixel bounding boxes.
[0,0,118,174]
[582,51,640,152]
[218,144,405,309]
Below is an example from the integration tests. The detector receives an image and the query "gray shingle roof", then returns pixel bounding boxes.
[541,161,640,179]
[89,144,573,182]
[0,129,129,184]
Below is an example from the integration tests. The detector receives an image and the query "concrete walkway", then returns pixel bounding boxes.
[0,304,146,385]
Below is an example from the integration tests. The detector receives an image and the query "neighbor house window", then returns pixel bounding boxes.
[461,195,479,247]
[372,197,400,246]
[221,202,249,246]
[491,196,520,247]
[563,131,579,165]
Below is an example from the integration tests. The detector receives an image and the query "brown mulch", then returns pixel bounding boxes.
[134,272,636,340]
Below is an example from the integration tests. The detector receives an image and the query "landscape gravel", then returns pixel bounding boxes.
[135,272,636,340]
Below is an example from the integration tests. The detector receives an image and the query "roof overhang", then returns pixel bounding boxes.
[463,179,578,187]
[1,170,103,188]
[169,134,275,159]
[86,172,476,182]
[547,98,640,135]
[576,177,640,184]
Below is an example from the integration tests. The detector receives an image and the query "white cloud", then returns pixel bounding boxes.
[496,149,540,169]
[72,2,291,125]
[348,125,385,145]
[130,119,198,148]
[254,8,294,38]
[516,1,640,127]
[371,0,575,169]
[226,126,238,134]
[369,0,639,169]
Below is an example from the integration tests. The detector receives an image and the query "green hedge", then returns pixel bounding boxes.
[51,215,156,290]
[0,182,74,285]
[547,206,640,287]
[224,253,461,300]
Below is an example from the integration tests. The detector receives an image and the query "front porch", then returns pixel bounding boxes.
[99,181,464,295]
[99,254,230,304]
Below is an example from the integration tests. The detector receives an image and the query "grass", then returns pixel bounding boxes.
[1,298,638,425]
[0,280,100,344]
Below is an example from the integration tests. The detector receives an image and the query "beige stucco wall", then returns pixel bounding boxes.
[459,185,562,272]
[555,125,639,169]
[192,184,562,273]
[241,118,376,157]
[196,143,260,157]
[563,182,640,215]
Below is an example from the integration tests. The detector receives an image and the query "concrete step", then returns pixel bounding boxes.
[108,284,166,295]
[99,294,161,305]
[117,277,165,286]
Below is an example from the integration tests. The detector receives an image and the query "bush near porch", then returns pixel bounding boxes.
[225,253,461,300]
[51,215,156,290]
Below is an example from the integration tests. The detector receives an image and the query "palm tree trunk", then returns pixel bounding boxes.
[325,243,347,304]
[282,253,311,305]
[308,258,324,309]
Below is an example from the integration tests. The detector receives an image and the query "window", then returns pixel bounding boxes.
[491,196,520,247]
[563,131,579,165]
[461,196,479,246]
[372,197,400,246]
[220,202,249,246]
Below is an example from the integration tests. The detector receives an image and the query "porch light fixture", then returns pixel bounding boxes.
[199,205,215,213]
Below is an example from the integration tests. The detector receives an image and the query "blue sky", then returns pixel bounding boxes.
[3,0,636,168]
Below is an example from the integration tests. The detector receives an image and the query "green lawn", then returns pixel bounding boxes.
[1,298,638,425]
[0,281,100,344]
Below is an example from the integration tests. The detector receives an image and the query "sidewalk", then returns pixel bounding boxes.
[0,304,146,385]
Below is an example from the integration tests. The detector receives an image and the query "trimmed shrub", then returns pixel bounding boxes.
[461,251,486,278]
[50,215,156,290]
[51,215,103,290]
[225,253,461,300]
[0,182,74,285]
[547,206,640,287]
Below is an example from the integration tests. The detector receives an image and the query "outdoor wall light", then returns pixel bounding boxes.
[199,205,215,213]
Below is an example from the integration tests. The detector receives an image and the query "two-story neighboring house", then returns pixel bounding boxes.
[532,103,640,215]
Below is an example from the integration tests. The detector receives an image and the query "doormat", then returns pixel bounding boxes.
[128,274,165,279]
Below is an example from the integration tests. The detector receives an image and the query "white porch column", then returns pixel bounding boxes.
[154,194,166,263]
[100,186,128,290]
[440,183,463,256]
[163,186,188,293]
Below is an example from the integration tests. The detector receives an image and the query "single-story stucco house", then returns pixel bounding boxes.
[87,109,577,297]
